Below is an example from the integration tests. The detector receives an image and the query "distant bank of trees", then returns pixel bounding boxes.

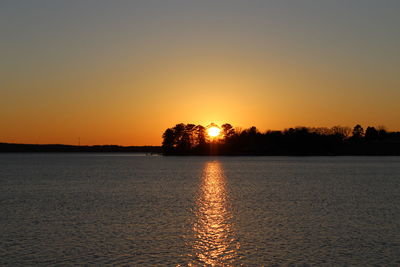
[162,123,400,155]
[0,143,162,153]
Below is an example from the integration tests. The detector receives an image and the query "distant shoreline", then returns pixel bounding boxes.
[2,142,400,156]
[0,143,162,153]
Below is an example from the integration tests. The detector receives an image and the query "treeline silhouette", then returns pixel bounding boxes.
[0,143,162,153]
[162,123,400,155]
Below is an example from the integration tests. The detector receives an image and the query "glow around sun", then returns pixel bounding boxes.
[207,126,221,137]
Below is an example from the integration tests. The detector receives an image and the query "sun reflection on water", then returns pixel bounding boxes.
[189,161,239,266]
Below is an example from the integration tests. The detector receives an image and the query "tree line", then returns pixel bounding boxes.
[162,123,400,155]
[0,143,162,153]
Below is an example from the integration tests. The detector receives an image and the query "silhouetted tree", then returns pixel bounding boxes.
[222,123,235,139]
[247,126,259,136]
[376,126,388,140]
[185,124,196,148]
[352,124,364,138]
[162,128,175,153]
[365,126,378,141]
[331,125,351,139]
[195,125,207,146]
[169,123,189,153]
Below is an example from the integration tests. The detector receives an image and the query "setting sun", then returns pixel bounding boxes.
[207,126,221,137]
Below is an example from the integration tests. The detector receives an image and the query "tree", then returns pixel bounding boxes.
[171,123,189,152]
[352,124,364,138]
[365,126,378,141]
[247,126,259,136]
[377,126,387,140]
[221,123,235,140]
[331,125,351,139]
[162,128,175,153]
[195,125,206,146]
[185,124,197,148]
[310,127,331,136]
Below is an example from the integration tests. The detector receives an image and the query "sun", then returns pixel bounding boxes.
[207,126,221,137]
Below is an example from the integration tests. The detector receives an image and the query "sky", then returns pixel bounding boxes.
[1,0,400,145]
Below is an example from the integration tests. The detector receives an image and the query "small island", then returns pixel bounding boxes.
[162,123,400,156]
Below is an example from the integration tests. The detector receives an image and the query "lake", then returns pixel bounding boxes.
[1,154,400,265]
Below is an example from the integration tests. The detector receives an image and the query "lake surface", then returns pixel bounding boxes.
[1,154,400,266]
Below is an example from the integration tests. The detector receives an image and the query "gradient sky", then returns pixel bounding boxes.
[1,0,400,145]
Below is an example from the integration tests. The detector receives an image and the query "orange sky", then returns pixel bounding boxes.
[1,1,400,145]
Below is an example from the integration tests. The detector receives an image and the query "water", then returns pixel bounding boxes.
[1,154,400,266]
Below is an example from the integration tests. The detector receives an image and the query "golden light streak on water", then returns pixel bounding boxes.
[189,161,240,266]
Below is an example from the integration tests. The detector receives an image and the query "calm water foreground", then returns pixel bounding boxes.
[1,154,400,266]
